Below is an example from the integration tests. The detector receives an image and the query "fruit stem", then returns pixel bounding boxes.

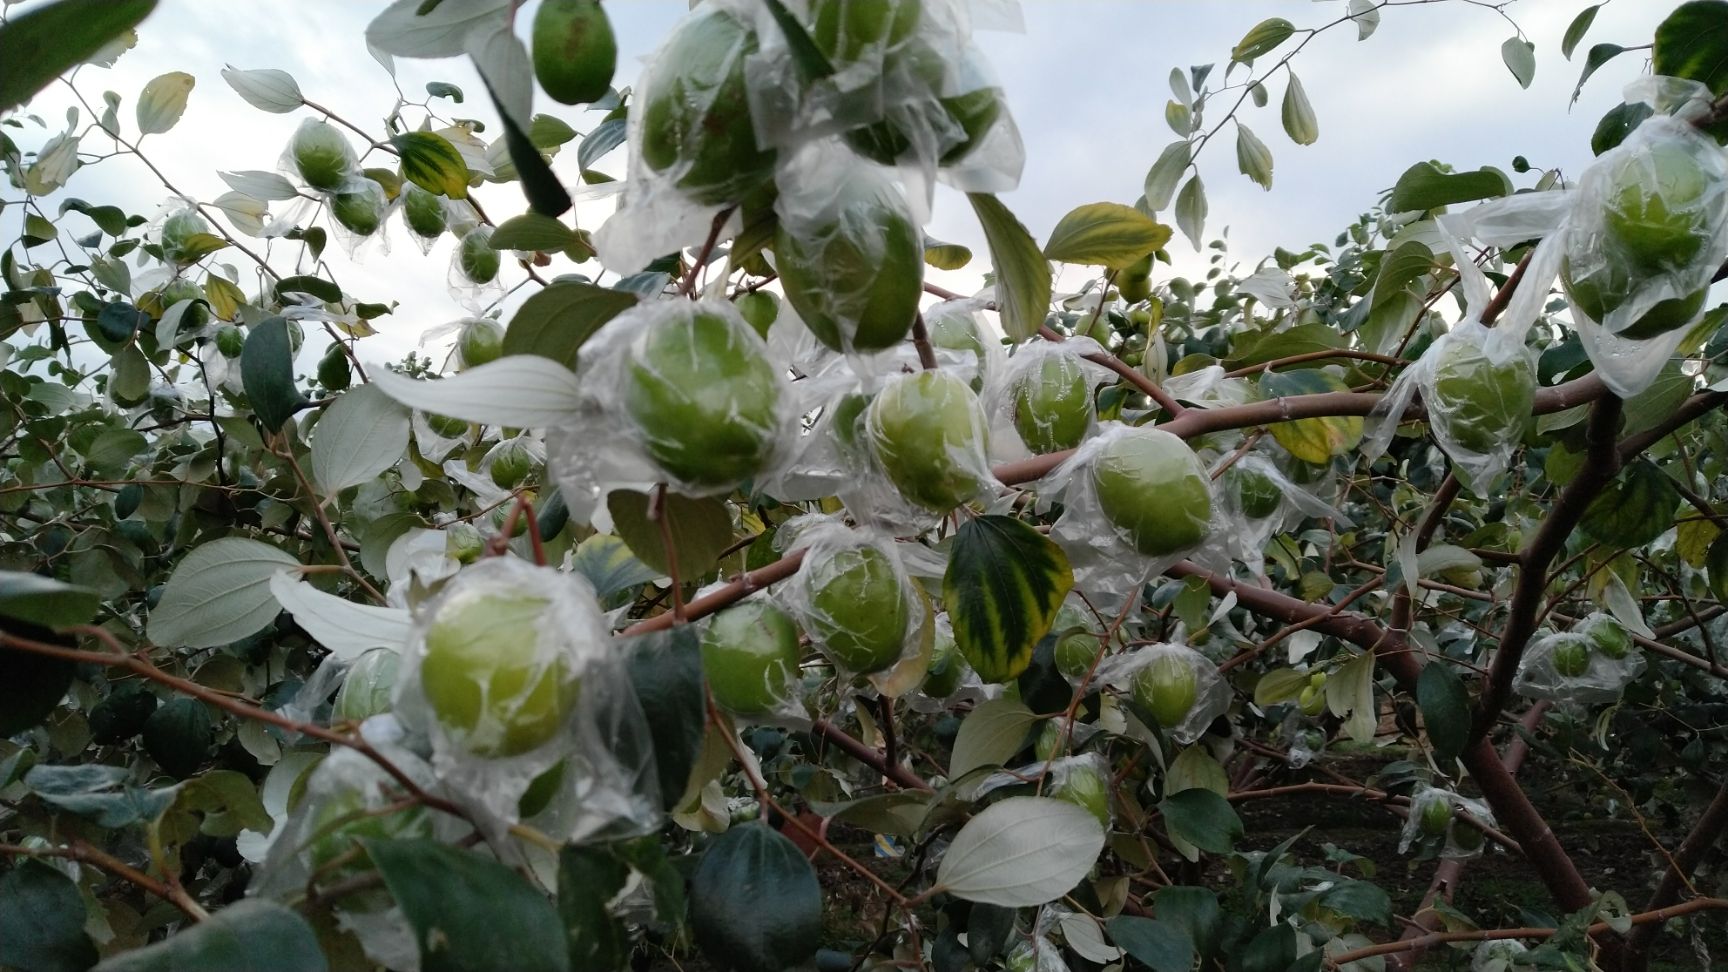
[909,312,939,370]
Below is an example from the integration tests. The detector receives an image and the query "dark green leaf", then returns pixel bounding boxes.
[607,490,734,580]
[968,193,1053,341]
[569,535,660,603]
[0,621,77,735]
[1232,18,1295,62]
[1319,879,1393,926]
[609,836,686,926]
[1571,43,1626,105]
[392,131,470,199]
[141,697,212,779]
[1592,101,1654,155]
[503,279,636,370]
[943,515,1074,684]
[241,317,304,433]
[92,901,325,972]
[1106,916,1193,972]
[1224,323,1346,371]
[96,301,146,342]
[1655,2,1728,95]
[576,116,627,172]
[1707,531,1728,602]
[557,846,630,972]
[1386,162,1511,213]
[759,0,837,83]
[24,765,176,828]
[1373,239,1436,312]
[968,904,1016,964]
[620,626,705,811]
[1561,4,1600,59]
[0,0,157,114]
[0,859,97,972]
[1417,662,1471,763]
[1501,37,1536,89]
[0,571,100,627]
[1238,924,1298,972]
[426,81,464,102]
[273,275,342,304]
[488,213,578,251]
[1158,788,1242,855]
[366,838,571,972]
[1151,886,1221,962]
[690,823,822,972]
[484,76,573,218]
[1581,460,1679,549]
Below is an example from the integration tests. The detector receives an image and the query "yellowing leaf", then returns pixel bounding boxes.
[1261,369,1362,463]
[393,130,470,199]
[136,71,194,135]
[1043,202,1172,271]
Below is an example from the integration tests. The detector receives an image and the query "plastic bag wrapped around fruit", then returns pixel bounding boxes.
[328,175,390,256]
[1512,622,1645,705]
[1217,449,1353,578]
[700,596,807,722]
[552,299,793,506]
[283,117,360,192]
[1093,643,1228,745]
[975,752,1113,828]
[778,515,924,678]
[1398,784,1496,861]
[772,147,925,355]
[399,183,449,253]
[982,338,1110,460]
[864,367,994,514]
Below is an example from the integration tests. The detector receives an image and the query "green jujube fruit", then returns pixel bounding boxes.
[1011,354,1092,454]
[1419,798,1454,837]
[532,0,617,106]
[215,324,245,358]
[702,601,802,715]
[622,308,782,488]
[1235,468,1281,519]
[775,173,923,353]
[402,183,447,239]
[1582,616,1631,659]
[419,590,577,757]
[1562,258,1708,339]
[638,6,777,205]
[1552,639,1590,679]
[1601,136,1716,272]
[1132,654,1197,729]
[1055,765,1110,827]
[866,371,989,512]
[290,119,356,192]
[808,0,921,63]
[1091,427,1212,557]
[424,411,469,439]
[1429,339,1534,455]
[317,344,352,392]
[846,41,1002,167]
[807,545,910,674]
[160,209,211,264]
[458,227,501,284]
[458,318,505,368]
[332,186,383,236]
[308,793,431,875]
[333,648,400,724]
[735,290,779,338]
[1054,630,1098,679]
[489,438,535,490]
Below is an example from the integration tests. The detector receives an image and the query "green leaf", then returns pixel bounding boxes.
[1655,1,1728,95]
[0,621,78,735]
[1252,668,1310,708]
[311,384,411,495]
[273,275,342,303]
[923,237,973,271]
[576,116,627,172]
[1328,650,1379,744]
[1562,4,1600,59]
[950,698,1038,778]
[0,0,157,114]
[1238,925,1298,972]
[171,769,271,837]
[937,797,1106,906]
[606,489,734,580]
[690,823,822,972]
[23,212,58,247]
[0,859,98,972]
[1707,531,1728,601]
[392,130,470,199]
[1232,18,1296,62]
[93,904,322,971]
[484,75,573,218]
[426,80,464,102]
[1159,788,1243,855]
[146,537,301,649]
[1372,240,1436,313]
[135,71,194,135]
[488,213,578,251]
[241,317,305,433]
[1261,369,1362,463]
[1281,73,1318,146]
[502,280,637,370]
[1386,162,1511,212]
[1143,140,1191,212]
[0,571,100,627]
[1153,886,1222,962]
[558,847,630,972]
[1501,37,1535,89]
[943,515,1074,684]
[1582,460,1679,549]
[530,113,577,148]
[569,534,661,601]
[1224,322,1345,371]
[759,0,838,83]
[1417,662,1471,763]
[620,626,706,811]
[367,838,571,972]
[1174,173,1208,249]
[1106,916,1193,972]
[1592,101,1654,155]
[1235,123,1274,190]
[968,193,1053,341]
[221,66,303,113]
[1043,202,1172,270]
[1571,43,1626,105]
[24,764,176,828]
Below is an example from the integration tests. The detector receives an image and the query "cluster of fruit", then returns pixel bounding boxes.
[1512,613,1644,704]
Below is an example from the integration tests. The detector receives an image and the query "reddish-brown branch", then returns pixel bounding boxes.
[810,718,932,792]
[910,313,939,370]
[1623,779,1728,968]
[0,839,208,922]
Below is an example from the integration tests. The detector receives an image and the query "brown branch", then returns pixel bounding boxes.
[1623,780,1728,966]
[1226,782,1519,854]
[679,207,735,298]
[1478,249,1534,326]
[910,312,938,371]
[812,717,931,792]
[0,839,208,922]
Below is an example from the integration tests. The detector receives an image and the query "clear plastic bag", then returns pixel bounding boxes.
[778,514,924,679]
[1093,642,1228,745]
[1215,448,1353,577]
[1399,784,1496,860]
[1513,629,1645,705]
[698,594,809,725]
[281,118,360,194]
[863,367,994,514]
[983,338,1110,462]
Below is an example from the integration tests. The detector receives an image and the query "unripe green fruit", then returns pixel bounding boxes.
[1034,720,1063,762]
[846,42,1002,167]
[735,291,779,338]
[1117,254,1154,303]
[446,522,485,565]
[621,308,782,488]
[425,412,470,439]
[1235,468,1281,519]
[1132,654,1197,729]
[489,438,535,490]
[807,544,910,674]
[160,210,211,265]
[828,391,873,460]
[490,491,535,537]
[318,344,352,392]
[402,183,448,239]
[775,170,922,353]
[1092,428,1212,557]
[866,371,989,513]
[1419,798,1454,837]
[532,0,617,106]
[1054,631,1098,679]
[702,602,802,715]
[922,627,964,698]
[638,6,777,205]
[159,279,209,329]
[1012,354,1092,454]
[215,325,245,358]
[1429,339,1534,456]
[291,119,356,192]
[458,318,505,369]
[308,792,430,878]
[808,0,921,63]
[419,589,577,757]
[1552,640,1590,679]
[1561,258,1707,338]
[332,187,384,236]
[332,648,400,724]
[1451,821,1485,853]
[458,227,501,284]
[1298,684,1327,718]
[1582,617,1631,660]
[1601,137,1716,272]
[1055,765,1110,827]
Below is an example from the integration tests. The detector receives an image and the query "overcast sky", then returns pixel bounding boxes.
[1,0,1681,366]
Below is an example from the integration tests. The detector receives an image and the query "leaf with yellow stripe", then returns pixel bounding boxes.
[943,515,1073,684]
[392,131,469,200]
[1043,202,1172,271]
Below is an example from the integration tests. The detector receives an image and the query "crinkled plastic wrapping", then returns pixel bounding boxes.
[280,118,360,191]
[398,183,451,255]
[777,515,925,679]
[326,177,391,260]
[1005,936,1070,972]
[976,752,1114,829]
[695,591,810,727]
[391,557,659,842]
[1512,630,1645,705]
[925,296,1004,389]
[771,145,924,355]
[1216,449,1353,578]
[983,338,1109,462]
[551,298,794,516]
[449,224,505,309]
[1471,939,1528,972]
[1046,423,1217,601]
[1399,785,1496,861]
[1093,643,1228,745]
[863,367,995,514]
